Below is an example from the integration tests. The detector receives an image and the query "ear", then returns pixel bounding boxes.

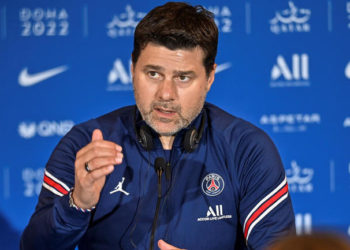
[206,63,216,91]
[131,55,135,79]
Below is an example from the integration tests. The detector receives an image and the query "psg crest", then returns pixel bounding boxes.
[202,173,225,196]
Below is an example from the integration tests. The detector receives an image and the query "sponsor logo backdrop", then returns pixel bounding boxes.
[0,0,349,247]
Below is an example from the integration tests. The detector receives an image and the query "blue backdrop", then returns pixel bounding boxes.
[1,0,350,249]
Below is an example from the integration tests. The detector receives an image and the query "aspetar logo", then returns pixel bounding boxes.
[107,58,232,92]
[295,213,312,235]
[197,204,232,222]
[19,8,69,37]
[344,117,350,127]
[18,120,74,139]
[286,160,313,193]
[345,61,350,79]
[107,5,146,38]
[205,6,232,33]
[22,168,44,197]
[270,2,311,34]
[260,113,320,133]
[270,54,310,87]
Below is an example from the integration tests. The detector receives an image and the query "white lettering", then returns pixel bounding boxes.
[295,213,312,235]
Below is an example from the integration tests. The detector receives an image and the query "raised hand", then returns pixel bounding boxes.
[72,129,123,209]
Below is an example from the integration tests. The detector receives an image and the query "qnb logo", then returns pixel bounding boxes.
[286,160,313,193]
[344,117,350,128]
[19,8,69,37]
[260,113,321,133]
[345,61,350,79]
[22,168,44,197]
[107,58,133,91]
[295,213,312,235]
[107,5,146,38]
[270,54,310,87]
[270,2,311,35]
[18,120,74,139]
[205,6,232,33]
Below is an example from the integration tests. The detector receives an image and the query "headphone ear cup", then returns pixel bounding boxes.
[183,128,199,153]
[139,124,154,151]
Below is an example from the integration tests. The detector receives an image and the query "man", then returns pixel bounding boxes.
[21,2,295,249]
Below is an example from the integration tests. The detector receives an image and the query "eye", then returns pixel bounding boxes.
[147,71,161,79]
[177,75,191,83]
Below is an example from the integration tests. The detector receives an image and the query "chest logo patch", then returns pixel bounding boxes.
[201,173,225,196]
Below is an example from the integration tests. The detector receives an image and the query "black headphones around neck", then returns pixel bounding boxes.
[134,107,207,153]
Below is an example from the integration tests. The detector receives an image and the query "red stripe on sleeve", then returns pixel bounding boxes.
[244,184,288,239]
[44,175,69,195]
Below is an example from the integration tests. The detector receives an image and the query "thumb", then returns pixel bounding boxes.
[92,129,103,141]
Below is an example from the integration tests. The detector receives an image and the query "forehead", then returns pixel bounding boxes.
[136,43,206,71]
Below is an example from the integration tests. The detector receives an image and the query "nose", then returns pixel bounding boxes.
[156,78,177,101]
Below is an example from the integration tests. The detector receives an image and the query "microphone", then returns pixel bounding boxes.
[150,157,166,250]
[154,157,165,179]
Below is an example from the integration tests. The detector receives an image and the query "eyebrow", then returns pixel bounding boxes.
[142,65,164,72]
[143,65,196,76]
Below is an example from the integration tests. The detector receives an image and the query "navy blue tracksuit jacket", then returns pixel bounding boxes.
[21,103,295,249]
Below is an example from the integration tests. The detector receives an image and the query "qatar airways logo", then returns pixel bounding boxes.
[22,168,44,197]
[106,5,146,38]
[270,54,310,87]
[270,2,311,35]
[286,160,313,193]
[260,113,320,133]
[18,120,74,139]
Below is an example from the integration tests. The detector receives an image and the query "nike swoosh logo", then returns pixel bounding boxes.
[215,62,232,74]
[18,65,69,87]
[345,61,350,79]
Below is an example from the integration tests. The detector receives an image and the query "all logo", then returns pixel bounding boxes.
[197,204,232,222]
[19,8,69,37]
[22,168,44,197]
[18,120,74,139]
[270,2,311,34]
[270,54,310,87]
[107,5,146,38]
[201,173,225,196]
[205,6,232,33]
[295,213,312,235]
[260,113,321,133]
[107,58,133,91]
[286,160,313,193]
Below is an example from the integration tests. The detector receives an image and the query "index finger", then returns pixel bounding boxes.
[77,140,122,158]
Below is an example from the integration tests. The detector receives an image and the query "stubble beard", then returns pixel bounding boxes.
[135,95,206,136]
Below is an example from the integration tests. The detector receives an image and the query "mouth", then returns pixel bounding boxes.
[154,107,177,118]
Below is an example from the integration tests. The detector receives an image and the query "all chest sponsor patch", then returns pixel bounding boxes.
[201,173,225,196]
[197,204,232,222]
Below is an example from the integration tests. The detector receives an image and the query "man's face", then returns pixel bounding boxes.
[132,43,215,136]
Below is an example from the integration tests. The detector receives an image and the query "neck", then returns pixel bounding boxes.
[159,135,175,150]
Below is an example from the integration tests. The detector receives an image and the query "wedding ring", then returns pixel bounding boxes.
[84,162,92,172]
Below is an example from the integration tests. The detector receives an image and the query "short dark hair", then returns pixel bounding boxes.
[132,2,218,76]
